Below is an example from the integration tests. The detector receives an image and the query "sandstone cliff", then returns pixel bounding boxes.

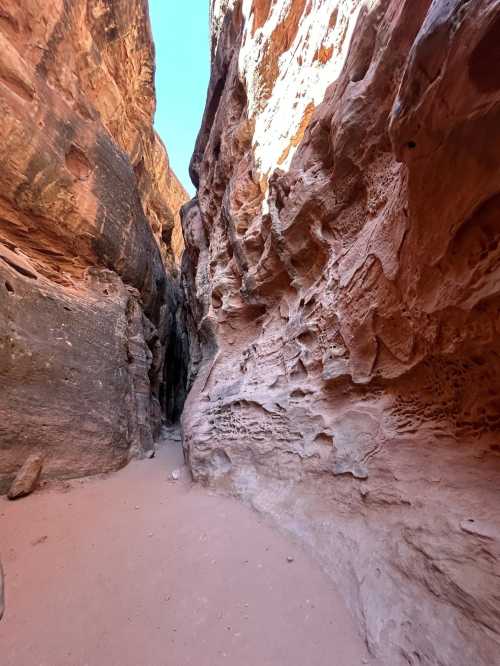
[182,1,500,664]
[0,0,187,489]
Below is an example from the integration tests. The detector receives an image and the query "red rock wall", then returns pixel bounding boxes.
[182,1,500,663]
[0,0,187,488]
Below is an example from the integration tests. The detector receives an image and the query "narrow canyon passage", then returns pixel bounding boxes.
[0,430,373,666]
[1,1,500,665]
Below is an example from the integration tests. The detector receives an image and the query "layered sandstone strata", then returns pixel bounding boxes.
[0,0,187,489]
[182,1,500,664]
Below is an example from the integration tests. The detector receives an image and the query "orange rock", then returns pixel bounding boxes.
[0,0,188,489]
[7,453,43,499]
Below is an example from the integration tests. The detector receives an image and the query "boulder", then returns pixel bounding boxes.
[7,453,43,499]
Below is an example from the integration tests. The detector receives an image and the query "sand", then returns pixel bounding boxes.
[0,429,372,666]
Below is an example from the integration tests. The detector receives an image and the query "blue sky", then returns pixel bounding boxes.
[149,2,210,195]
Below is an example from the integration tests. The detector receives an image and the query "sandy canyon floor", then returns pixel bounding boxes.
[0,429,375,666]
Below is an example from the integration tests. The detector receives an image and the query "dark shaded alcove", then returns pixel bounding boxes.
[161,289,189,424]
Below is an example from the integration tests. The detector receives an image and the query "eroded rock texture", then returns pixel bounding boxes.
[182,1,500,663]
[0,0,187,489]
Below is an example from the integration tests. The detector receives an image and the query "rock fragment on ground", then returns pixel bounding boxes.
[8,454,44,500]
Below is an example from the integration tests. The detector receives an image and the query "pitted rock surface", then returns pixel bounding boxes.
[181,1,500,664]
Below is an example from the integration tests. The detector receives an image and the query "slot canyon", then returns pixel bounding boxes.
[1,1,500,665]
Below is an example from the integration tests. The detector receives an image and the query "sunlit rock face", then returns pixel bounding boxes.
[0,0,187,488]
[182,1,500,663]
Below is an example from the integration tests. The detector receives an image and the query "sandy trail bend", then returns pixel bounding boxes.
[0,429,373,666]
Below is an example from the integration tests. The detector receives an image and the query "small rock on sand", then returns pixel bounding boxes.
[7,454,43,500]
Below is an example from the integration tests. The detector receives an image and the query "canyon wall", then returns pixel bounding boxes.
[182,1,500,664]
[0,0,187,490]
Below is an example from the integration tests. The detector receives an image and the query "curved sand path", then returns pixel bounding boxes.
[0,429,373,666]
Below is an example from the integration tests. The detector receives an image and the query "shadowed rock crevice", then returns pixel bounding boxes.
[161,285,190,425]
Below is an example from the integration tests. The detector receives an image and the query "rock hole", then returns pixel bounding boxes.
[213,140,221,160]
[314,432,334,446]
[212,292,223,309]
[65,144,92,180]
[106,26,119,42]
[5,280,14,293]
[349,17,376,83]
[297,330,315,345]
[407,141,417,149]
